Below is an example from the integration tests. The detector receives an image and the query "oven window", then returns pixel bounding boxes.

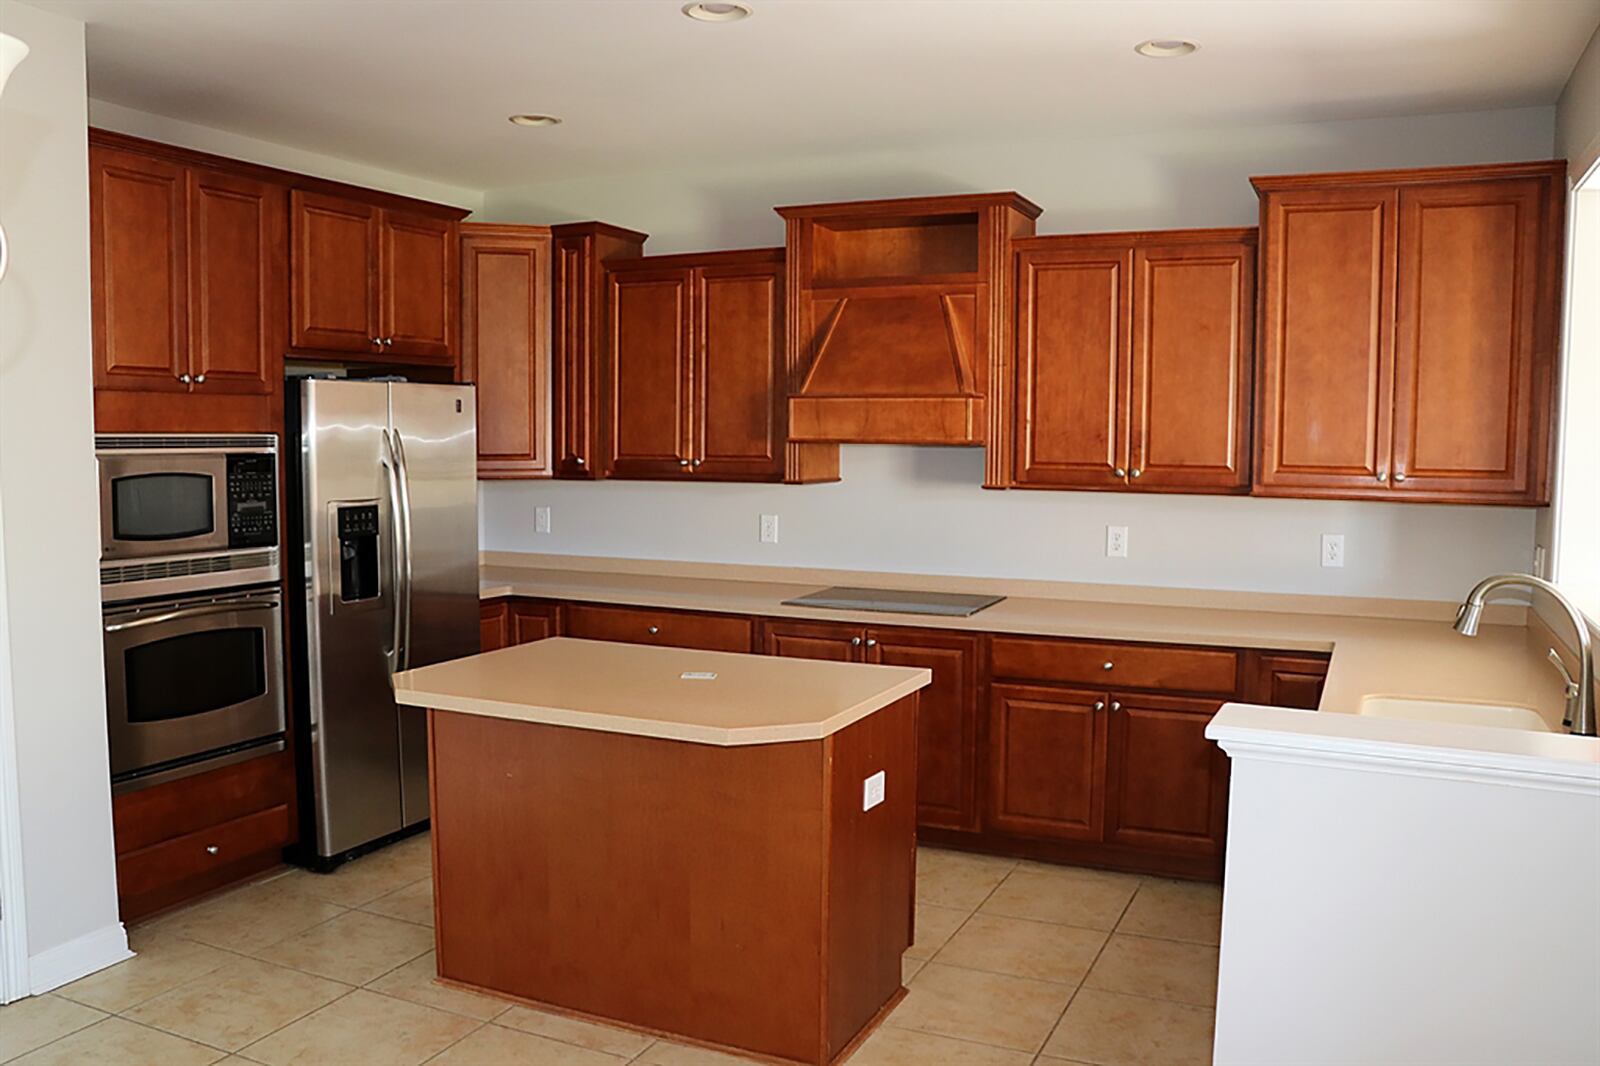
[112,473,215,541]
[124,628,265,722]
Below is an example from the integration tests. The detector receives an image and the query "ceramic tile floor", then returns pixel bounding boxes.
[0,839,1219,1065]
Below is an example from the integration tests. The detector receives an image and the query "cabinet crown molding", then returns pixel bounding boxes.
[1250,159,1566,194]
[776,190,1043,221]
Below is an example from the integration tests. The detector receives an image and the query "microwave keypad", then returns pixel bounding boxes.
[226,454,278,548]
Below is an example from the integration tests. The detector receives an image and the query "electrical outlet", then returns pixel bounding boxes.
[1106,525,1128,558]
[1321,533,1345,568]
[535,506,551,534]
[862,770,886,812]
[1534,544,1548,578]
[760,514,779,544]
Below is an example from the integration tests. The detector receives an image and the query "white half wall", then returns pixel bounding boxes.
[478,106,1554,601]
[0,0,128,994]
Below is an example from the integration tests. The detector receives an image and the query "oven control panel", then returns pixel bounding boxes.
[226,453,278,548]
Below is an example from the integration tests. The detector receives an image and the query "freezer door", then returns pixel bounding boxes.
[301,379,405,856]
[389,382,479,827]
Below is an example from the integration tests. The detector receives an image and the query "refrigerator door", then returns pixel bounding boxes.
[301,379,405,857]
[389,382,478,827]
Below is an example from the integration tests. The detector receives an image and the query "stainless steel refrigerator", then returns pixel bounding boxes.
[286,378,478,865]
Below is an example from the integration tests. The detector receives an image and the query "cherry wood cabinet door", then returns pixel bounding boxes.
[1390,179,1547,500]
[381,209,458,361]
[479,602,510,652]
[1012,245,1131,488]
[291,190,380,354]
[1103,693,1228,858]
[90,146,189,393]
[510,602,557,645]
[693,260,785,480]
[462,225,552,477]
[1245,651,1330,709]
[1255,186,1398,493]
[605,267,693,477]
[186,167,285,395]
[552,233,598,478]
[1130,240,1253,491]
[761,619,865,662]
[986,684,1106,842]
[868,629,981,832]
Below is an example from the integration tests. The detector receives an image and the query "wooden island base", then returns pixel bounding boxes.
[426,693,919,1066]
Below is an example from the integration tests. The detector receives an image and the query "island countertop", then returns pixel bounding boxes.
[393,636,931,746]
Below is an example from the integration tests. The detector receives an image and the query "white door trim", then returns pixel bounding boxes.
[0,487,33,1002]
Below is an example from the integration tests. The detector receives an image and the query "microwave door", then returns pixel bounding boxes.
[98,452,229,559]
[387,382,478,828]
[300,379,405,857]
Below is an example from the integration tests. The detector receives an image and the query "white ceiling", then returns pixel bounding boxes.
[33,0,1600,190]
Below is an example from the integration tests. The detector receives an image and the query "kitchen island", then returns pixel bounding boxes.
[393,637,931,1066]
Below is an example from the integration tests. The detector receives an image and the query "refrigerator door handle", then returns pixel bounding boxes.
[381,429,408,671]
[392,428,416,673]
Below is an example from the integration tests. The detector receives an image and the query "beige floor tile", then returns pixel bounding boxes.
[274,847,430,909]
[123,956,348,1052]
[901,955,927,984]
[152,881,347,954]
[240,989,477,1066]
[980,865,1139,932]
[55,933,234,1014]
[9,1016,223,1066]
[0,994,107,1062]
[366,952,508,1022]
[497,1004,654,1058]
[886,962,1073,1052]
[1116,879,1222,946]
[933,914,1106,985]
[915,848,1017,910]
[1041,988,1215,1065]
[251,909,433,985]
[907,904,970,960]
[848,1025,1034,1065]
[361,876,435,927]
[1084,935,1219,1008]
[429,1023,626,1065]
[634,1040,769,1065]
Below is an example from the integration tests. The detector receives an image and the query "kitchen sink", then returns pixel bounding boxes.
[1358,696,1551,732]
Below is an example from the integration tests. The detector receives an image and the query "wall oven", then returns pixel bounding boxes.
[97,433,279,602]
[102,585,287,792]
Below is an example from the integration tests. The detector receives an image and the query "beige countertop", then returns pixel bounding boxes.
[394,636,930,746]
[477,552,1579,734]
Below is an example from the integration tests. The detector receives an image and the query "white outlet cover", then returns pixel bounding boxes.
[862,770,886,812]
[760,513,779,544]
[1106,525,1128,558]
[1321,533,1345,568]
[535,505,551,534]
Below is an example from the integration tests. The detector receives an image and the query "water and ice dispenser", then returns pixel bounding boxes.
[336,503,380,603]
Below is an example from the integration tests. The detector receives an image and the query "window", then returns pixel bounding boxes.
[1551,158,1600,623]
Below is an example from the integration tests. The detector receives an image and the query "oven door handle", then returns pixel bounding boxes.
[104,598,279,633]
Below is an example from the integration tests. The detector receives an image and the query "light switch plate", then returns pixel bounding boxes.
[1321,533,1345,568]
[535,506,551,534]
[760,514,779,544]
[862,770,885,812]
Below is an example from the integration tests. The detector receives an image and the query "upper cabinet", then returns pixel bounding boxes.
[776,193,1039,469]
[550,222,649,479]
[90,138,286,432]
[1253,162,1564,505]
[603,248,812,482]
[291,190,461,362]
[1010,229,1255,493]
[461,223,553,478]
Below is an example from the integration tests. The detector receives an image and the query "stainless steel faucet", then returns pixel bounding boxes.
[1453,573,1596,737]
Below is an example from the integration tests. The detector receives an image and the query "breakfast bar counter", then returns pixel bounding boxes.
[394,637,931,1066]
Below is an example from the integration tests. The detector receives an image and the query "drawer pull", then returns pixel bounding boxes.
[647,625,660,634]
[205,845,220,856]
[1111,701,1122,713]
[865,638,877,647]
[1102,661,1114,671]
[850,637,862,646]
[1093,700,1105,711]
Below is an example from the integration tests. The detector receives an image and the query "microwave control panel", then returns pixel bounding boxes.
[226,453,278,548]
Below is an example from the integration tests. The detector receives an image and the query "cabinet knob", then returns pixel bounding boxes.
[1111,701,1122,713]
[574,456,586,466]
[1114,467,1127,478]
[678,459,690,467]
[178,373,192,384]
[1094,700,1105,711]
[1394,471,1407,483]
[205,844,220,856]
[647,625,659,634]
[1102,661,1114,671]
[1376,469,1388,483]
[850,637,862,646]
[194,374,205,384]
[692,459,703,468]
[1131,468,1142,479]
[865,638,877,647]
[383,337,394,347]
[371,337,382,347]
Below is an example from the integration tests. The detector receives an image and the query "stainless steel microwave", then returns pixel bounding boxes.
[96,434,280,601]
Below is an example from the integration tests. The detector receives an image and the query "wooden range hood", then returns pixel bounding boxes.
[776,193,1041,461]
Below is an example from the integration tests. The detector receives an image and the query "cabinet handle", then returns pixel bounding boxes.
[178,373,192,384]
[383,337,394,347]
[1131,468,1142,479]
[647,625,659,634]
[1111,701,1122,713]
[1102,661,1114,671]
[678,459,690,468]
[1093,700,1105,711]
[1114,467,1126,478]
[1376,469,1388,483]
[371,337,382,347]
[205,844,220,856]
[692,459,703,468]
[850,637,862,646]
[865,638,877,647]
[1394,471,1407,483]
[574,456,586,466]
[194,374,205,384]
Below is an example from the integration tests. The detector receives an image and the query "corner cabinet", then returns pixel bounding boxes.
[603,248,791,482]
[550,222,649,478]
[1252,161,1564,505]
[461,224,553,478]
[291,190,462,362]
[1010,229,1254,493]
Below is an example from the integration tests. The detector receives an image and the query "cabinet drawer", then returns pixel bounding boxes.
[990,636,1238,695]
[563,602,753,653]
[116,804,292,907]
[112,749,294,855]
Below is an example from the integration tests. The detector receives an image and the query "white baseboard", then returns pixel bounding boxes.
[28,922,131,995]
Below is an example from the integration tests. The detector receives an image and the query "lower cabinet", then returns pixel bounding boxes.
[480,599,558,651]
[987,684,1105,842]
[1245,651,1332,708]
[1102,692,1228,857]
[563,602,754,653]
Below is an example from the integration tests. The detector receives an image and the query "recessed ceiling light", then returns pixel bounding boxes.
[682,2,752,22]
[508,114,562,127]
[1134,39,1198,58]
